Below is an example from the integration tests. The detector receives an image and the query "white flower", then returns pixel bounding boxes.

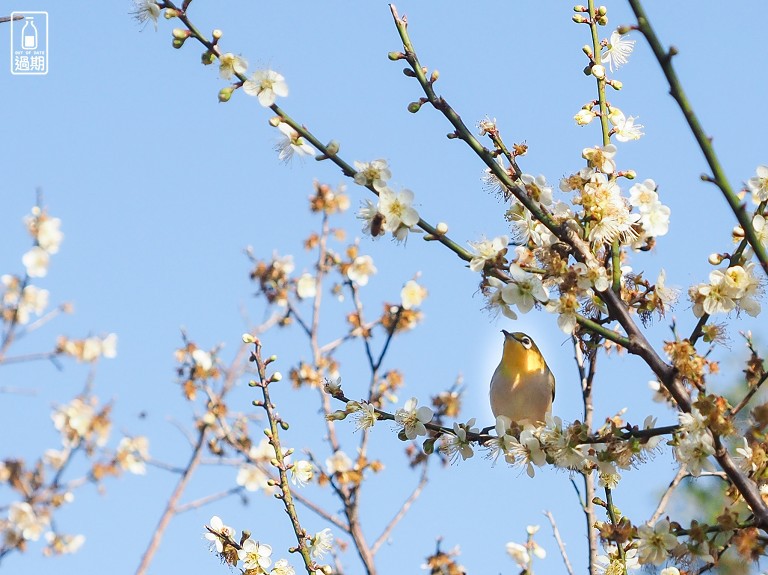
[660,567,680,575]
[484,416,516,464]
[506,428,546,477]
[468,235,508,272]
[440,419,478,462]
[654,269,678,308]
[507,204,556,248]
[401,279,427,310]
[484,277,517,319]
[8,502,49,541]
[698,269,738,315]
[275,122,314,162]
[636,520,678,565]
[582,144,618,174]
[309,528,334,559]
[747,165,768,204]
[131,0,160,30]
[240,539,273,571]
[602,31,635,72]
[271,559,295,575]
[243,69,288,107]
[325,450,353,474]
[236,464,270,492]
[296,273,317,299]
[753,214,768,247]
[506,541,530,569]
[629,179,658,210]
[218,53,247,80]
[734,437,756,473]
[35,217,63,254]
[191,348,213,371]
[22,246,50,278]
[395,397,433,439]
[290,460,314,487]
[379,188,420,232]
[44,532,85,555]
[205,516,234,553]
[116,436,150,475]
[674,409,715,476]
[502,264,550,313]
[249,438,277,463]
[609,108,644,142]
[347,255,377,286]
[351,402,379,431]
[545,294,579,334]
[357,199,386,238]
[477,116,497,135]
[14,285,49,324]
[353,159,392,192]
[640,202,671,237]
[574,108,597,126]
[520,174,553,207]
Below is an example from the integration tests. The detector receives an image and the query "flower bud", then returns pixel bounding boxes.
[597,6,608,16]
[218,87,234,102]
[326,410,348,421]
[591,64,606,79]
[266,354,278,365]
[708,253,724,265]
[733,225,745,238]
[388,51,406,61]
[172,37,186,49]
[201,50,215,65]
[165,9,180,18]
[407,101,422,113]
[242,333,256,343]
[325,140,340,155]
[436,222,449,234]
[172,28,191,39]
[609,80,623,90]
[212,29,223,40]
[270,371,283,382]
[622,170,636,180]
[430,69,439,83]
[617,24,633,34]
[597,15,608,25]
[402,68,416,77]
[572,14,589,23]
[573,5,588,12]
[582,45,593,57]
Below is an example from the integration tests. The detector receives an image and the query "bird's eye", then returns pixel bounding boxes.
[521,337,532,349]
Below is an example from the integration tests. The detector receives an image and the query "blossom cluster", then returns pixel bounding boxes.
[355,159,421,243]
[688,262,761,317]
[204,514,333,574]
[1,207,64,326]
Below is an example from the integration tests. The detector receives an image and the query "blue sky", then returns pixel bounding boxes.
[2,2,768,574]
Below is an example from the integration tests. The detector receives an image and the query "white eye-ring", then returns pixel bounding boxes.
[521,336,532,349]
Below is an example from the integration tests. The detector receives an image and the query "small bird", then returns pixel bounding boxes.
[490,330,555,426]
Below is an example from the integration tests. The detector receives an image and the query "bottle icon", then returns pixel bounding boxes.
[21,17,38,50]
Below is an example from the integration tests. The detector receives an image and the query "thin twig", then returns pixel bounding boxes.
[648,465,687,525]
[135,424,208,575]
[174,486,242,513]
[371,462,428,554]
[544,510,575,575]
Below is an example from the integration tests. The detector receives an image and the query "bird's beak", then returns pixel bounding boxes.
[501,329,511,337]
